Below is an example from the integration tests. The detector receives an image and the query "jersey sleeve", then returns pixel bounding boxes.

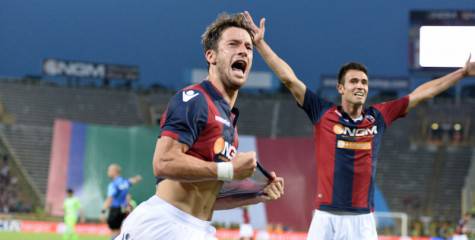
[299,88,334,124]
[107,183,116,197]
[372,96,409,127]
[159,89,208,147]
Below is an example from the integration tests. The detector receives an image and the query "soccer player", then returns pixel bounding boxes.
[244,11,475,240]
[101,163,142,239]
[62,188,83,240]
[114,12,284,240]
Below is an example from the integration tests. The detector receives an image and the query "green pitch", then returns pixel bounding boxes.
[0,232,109,240]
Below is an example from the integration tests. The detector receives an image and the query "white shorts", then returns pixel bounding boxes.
[307,209,377,240]
[239,223,254,237]
[114,195,216,240]
[452,235,468,240]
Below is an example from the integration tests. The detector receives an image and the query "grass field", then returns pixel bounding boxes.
[0,232,109,240]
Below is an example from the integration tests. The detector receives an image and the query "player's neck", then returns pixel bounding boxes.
[208,75,238,108]
[341,101,363,119]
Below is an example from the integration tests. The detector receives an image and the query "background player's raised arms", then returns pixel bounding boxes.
[407,55,475,112]
[244,11,475,112]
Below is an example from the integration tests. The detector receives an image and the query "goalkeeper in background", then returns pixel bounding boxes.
[63,188,84,240]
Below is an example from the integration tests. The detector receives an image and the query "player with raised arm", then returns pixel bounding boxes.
[101,164,142,239]
[114,12,284,240]
[244,11,475,240]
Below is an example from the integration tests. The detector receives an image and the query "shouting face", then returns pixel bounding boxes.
[206,27,253,90]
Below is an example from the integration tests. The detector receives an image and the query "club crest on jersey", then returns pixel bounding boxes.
[333,123,378,137]
[213,137,236,161]
[365,115,376,123]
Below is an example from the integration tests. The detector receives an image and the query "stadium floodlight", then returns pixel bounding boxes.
[419,26,475,67]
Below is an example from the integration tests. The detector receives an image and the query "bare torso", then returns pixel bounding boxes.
[156,179,223,220]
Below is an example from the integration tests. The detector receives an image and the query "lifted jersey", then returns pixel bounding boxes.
[160,80,239,164]
[301,88,409,213]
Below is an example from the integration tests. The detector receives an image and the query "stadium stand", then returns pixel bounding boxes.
[0,125,51,200]
[0,80,143,126]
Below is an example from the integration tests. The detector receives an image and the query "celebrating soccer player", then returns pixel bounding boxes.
[244,11,475,240]
[114,13,284,240]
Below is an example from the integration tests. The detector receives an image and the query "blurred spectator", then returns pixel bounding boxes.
[0,155,9,182]
[453,212,472,240]
[0,154,22,213]
[239,207,253,240]
[410,219,423,237]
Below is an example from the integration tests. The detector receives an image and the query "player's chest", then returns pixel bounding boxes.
[201,103,239,161]
[319,112,382,141]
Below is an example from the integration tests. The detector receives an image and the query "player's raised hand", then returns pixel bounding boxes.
[232,151,257,180]
[243,11,265,44]
[259,171,284,201]
[464,53,475,76]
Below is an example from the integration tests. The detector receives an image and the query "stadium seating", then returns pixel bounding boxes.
[0,81,143,126]
[0,125,52,199]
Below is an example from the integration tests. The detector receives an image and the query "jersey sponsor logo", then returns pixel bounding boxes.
[333,124,378,137]
[213,137,237,161]
[337,140,372,150]
[118,182,129,190]
[215,115,231,127]
[182,90,199,102]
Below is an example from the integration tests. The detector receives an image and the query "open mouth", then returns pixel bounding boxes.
[354,92,365,97]
[231,60,247,75]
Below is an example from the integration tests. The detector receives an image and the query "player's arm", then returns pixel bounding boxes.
[128,175,142,185]
[153,136,218,181]
[214,172,284,210]
[243,11,307,106]
[408,55,474,112]
[100,196,112,222]
[153,136,257,182]
[156,90,256,182]
[101,197,112,211]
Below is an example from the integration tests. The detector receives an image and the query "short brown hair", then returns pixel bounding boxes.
[337,62,368,85]
[201,12,254,53]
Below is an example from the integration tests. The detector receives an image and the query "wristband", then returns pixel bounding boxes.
[101,209,107,214]
[217,162,234,181]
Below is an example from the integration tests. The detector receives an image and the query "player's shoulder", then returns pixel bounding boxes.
[170,83,208,107]
[112,176,124,185]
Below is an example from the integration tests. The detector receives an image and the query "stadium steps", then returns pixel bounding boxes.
[431,146,472,218]
[0,81,143,127]
[0,124,52,201]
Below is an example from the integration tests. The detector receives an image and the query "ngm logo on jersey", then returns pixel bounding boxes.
[213,137,236,161]
[333,124,378,137]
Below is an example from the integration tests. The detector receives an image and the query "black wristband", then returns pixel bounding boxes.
[101,209,106,214]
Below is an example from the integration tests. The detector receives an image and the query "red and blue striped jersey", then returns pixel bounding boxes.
[159,80,239,164]
[301,88,409,213]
